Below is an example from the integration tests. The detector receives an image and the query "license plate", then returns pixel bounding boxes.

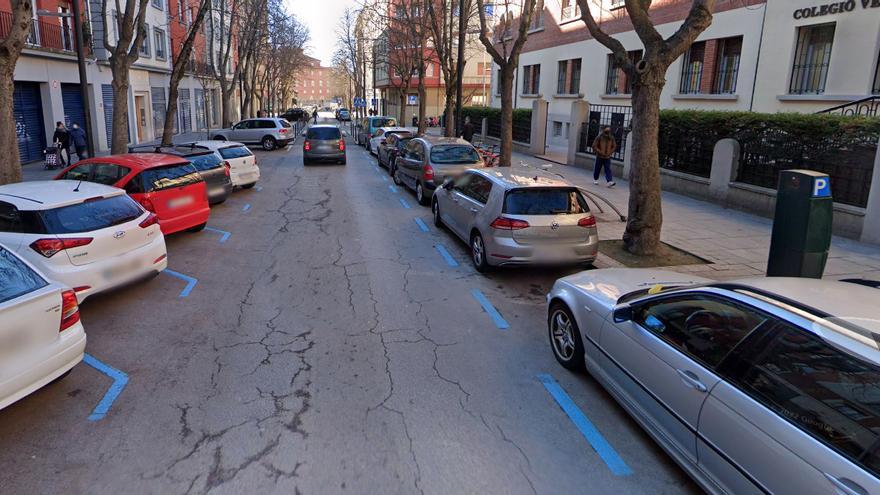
[102,259,142,280]
[168,196,195,209]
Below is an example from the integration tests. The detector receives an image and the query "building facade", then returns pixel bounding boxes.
[295,55,335,106]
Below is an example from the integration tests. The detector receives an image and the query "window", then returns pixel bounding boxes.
[151,0,163,10]
[503,188,589,215]
[178,0,184,21]
[722,321,880,478]
[136,163,202,193]
[634,295,767,367]
[714,36,742,94]
[556,58,581,94]
[429,145,481,164]
[139,23,151,56]
[59,163,92,181]
[561,0,580,20]
[185,6,192,28]
[38,196,144,234]
[679,41,705,94]
[530,0,544,30]
[495,69,502,96]
[234,120,252,130]
[522,64,540,95]
[458,174,493,204]
[873,52,880,94]
[218,146,253,159]
[91,163,129,185]
[605,50,642,95]
[0,247,47,304]
[678,37,743,95]
[790,23,835,94]
[154,28,166,60]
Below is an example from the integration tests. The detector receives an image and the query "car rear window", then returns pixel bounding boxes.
[137,163,202,193]
[218,146,253,159]
[280,119,292,128]
[396,138,413,150]
[307,127,341,140]
[503,188,590,215]
[0,246,47,303]
[187,153,223,171]
[430,145,480,164]
[374,118,397,127]
[39,195,144,234]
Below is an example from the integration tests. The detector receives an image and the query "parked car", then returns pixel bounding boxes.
[336,108,351,121]
[547,270,880,495]
[394,136,484,206]
[130,145,232,205]
[357,116,398,149]
[303,125,346,165]
[55,154,210,236]
[173,141,260,189]
[281,108,306,122]
[0,244,86,410]
[369,127,411,157]
[210,118,294,151]
[432,167,598,272]
[378,134,413,173]
[0,181,168,302]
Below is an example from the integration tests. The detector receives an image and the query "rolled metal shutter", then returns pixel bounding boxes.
[101,84,114,148]
[13,82,46,163]
[61,84,86,130]
[151,87,166,138]
[179,88,192,133]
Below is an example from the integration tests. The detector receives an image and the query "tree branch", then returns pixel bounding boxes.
[576,0,631,72]
[659,0,715,64]
[623,0,663,49]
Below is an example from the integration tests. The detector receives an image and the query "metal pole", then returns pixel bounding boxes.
[454,0,468,138]
[69,2,95,157]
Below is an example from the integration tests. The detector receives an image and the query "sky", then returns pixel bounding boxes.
[286,0,356,67]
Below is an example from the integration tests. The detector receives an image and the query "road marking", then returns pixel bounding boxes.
[255,186,263,192]
[399,198,411,209]
[163,269,198,297]
[389,185,398,193]
[203,226,231,243]
[470,289,509,329]
[435,245,459,267]
[242,203,251,212]
[83,353,129,421]
[537,373,633,476]
[381,176,389,182]
[414,218,429,232]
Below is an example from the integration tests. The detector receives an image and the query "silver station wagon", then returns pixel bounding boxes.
[432,167,599,272]
[547,269,880,495]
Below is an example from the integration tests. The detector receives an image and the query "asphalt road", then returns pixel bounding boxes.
[0,119,700,494]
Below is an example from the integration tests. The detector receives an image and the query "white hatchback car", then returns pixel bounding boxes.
[369,127,411,156]
[0,181,168,302]
[176,141,260,189]
[0,244,86,410]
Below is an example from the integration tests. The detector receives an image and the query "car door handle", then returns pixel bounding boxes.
[823,474,868,495]
[469,207,478,213]
[675,369,707,393]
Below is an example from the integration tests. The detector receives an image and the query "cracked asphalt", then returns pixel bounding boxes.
[0,119,700,494]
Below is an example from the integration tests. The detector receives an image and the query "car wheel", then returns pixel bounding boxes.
[548,303,586,371]
[188,222,207,233]
[303,157,310,166]
[393,169,403,186]
[470,231,490,273]
[340,158,346,165]
[388,160,396,176]
[415,182,429,206]
[242,183,256,189]
[262,136,277,151]
[432,199,444,228]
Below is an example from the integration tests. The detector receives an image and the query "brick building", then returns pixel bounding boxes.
[296,55,335,106]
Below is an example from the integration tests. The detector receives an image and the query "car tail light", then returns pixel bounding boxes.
[578,216,596,228]
[73,285,91,293]
[423,164,434,181]
[339,140,345,151]
[490,217,530,230]
[139,197,155,212]
[139,212,159,228]
[59,289,80,332]
[304,140,311,151]
[30,237,93,258]
[223,161,231,177]
[153,254,167,264]
[279,128,288,134]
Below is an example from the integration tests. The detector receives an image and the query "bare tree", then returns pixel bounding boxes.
[0,0,34,184]
[475,0,537,167]
[576,0,715,255]
[426,0,460,136]
[162,0,211,145]
[102,0,150,153]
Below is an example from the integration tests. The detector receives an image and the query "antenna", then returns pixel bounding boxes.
[73,179,82,192]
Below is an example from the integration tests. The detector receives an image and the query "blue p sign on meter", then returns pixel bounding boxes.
[813,176,831,198]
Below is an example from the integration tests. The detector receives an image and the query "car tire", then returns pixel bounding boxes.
[388,160,396,176]
[432,199,444,228]
[303,157,310,166]
[470,231,490,273]
[188,222,207,233]
[262,136,277,151]
[415,182,429,206]
[339,159,346,165]
[548,303,586,372]
[392,169,403,186]
[242,183,256,189]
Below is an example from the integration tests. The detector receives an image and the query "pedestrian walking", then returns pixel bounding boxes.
[412,115,418,127]
[461,116,475,143]
[52,122,71,167]
[592,127,617,187]
[312,109,318,123]
[69,123,88,161]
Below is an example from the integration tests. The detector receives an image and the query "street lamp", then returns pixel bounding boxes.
[37,6,94,158]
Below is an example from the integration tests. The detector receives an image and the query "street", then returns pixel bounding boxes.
[0,118,698,494]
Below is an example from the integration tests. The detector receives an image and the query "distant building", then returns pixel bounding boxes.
[296,56,335,106]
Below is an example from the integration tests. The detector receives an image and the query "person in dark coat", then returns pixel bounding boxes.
[52,122,71,166]
[461,116,475,142]
[68,123,88,161]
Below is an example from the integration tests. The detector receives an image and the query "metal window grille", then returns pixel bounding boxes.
[713,37,742,94]
[570,59,581,94]
[561,0,580,20]
[577,104,631,161]
[557,60,566,94]
[605,54,619,94]
[530,0,544,29]
[679,41,705,94]
[522,67,531,94]
[789,23,835,94]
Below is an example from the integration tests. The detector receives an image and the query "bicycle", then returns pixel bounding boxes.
[475,142,500,167]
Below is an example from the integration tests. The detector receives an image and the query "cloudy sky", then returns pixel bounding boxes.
[286,0,354,66]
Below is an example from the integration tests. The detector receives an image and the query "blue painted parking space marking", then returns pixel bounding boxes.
[242,203,251,212]
[399,198,411,209]
[389,185,399,193]
[203,226,231,243]
[381,175,389,182]
[414,218,429,232]
[435,245,459,267]
[83,353,129,421]
[470,289,510,329]
[163,269,198,297]
[537,373,633,476]
[254,186,263,192]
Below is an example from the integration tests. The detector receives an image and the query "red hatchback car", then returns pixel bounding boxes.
[55,154,210,235]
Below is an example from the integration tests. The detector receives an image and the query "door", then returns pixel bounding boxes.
[61,84,86,131]
[439,173,472,236]
[194,89,207,130]
[399,140,424,188]
[601,293,767,463]
[13,82,46,163]
[178,89,192,133]
[101,84,115,147]
[231,120,254,142]
[151,87,166,137]
[134,95,147,142]
[449,173,491,236]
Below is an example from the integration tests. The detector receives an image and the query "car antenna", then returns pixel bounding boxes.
[73,179,82,192]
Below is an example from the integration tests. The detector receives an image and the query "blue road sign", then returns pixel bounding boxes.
[813,176,831,198]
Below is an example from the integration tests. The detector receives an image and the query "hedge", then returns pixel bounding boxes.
[462,106,532,142]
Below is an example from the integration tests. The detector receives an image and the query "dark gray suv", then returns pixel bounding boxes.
[394,137,484,205]
[303,125,346,165]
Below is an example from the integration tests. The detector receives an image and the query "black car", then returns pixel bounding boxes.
[129,144,233,205]
[281,108,306,122]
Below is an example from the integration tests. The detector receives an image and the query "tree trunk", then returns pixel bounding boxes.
[623,74,664,255]
[443,84,455,137]
[110,59,131,154]
[220,82,234,127]
[0,0,33,185]
[398,90,406,123]
[498,65,514,167]
[162,76,182,146]
[417,73,426,135]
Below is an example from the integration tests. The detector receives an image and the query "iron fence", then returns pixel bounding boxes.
[0,12,76,53]
[485,115,531,143]
[577,103,631,162]
[657,123,715,178]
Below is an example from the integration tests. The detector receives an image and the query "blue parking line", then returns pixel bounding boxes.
[203,226,231,243]
[399,198,411,209]
[242,203,251,212]
[389,185,398,193]
[381,175,389,182]
[414,218,429,232]
[435,245,459,267]
[470,289,509,329]
[163,269,198,297]
[537,374,633,476]
[254,186,263,192]
[83,353,129,421]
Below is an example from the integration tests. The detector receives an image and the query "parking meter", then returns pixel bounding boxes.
[767,170,833,278]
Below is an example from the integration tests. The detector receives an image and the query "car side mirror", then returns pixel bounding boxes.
[442,178,455,190]
[342,131,348,137]
[301,130,307,136]
[612,304,633,323]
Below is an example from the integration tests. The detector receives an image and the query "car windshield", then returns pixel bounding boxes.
[187,153,223,171]
[429,145,480,164]
[503,188,590,215]
[138,163,202,192]
[0,246,47,304]
[218,146,252,159]
[280,119,292,128]
[39,195,144,234]
[375,118,396,127]
[307,127,341,140]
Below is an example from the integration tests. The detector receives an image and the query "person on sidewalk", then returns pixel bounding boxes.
[52,122,71,167]
[461,116,475,143]
[592,127,617,187]
[69,123,88,161]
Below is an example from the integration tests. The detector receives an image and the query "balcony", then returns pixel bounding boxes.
[0,11,77,54]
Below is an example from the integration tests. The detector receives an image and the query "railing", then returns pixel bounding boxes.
[485,114,531,144]
[0,11,77,53]
[817,96,880,118]
[577,103,631,162]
